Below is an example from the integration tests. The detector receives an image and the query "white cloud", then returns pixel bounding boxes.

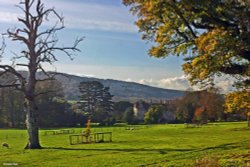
[0,0,19,5]
[125,78,132,82]
[134,76,236,92]
[215,78,235,93]
[0,11,19,23]
[0,0,138,33]
[128,76,191,90]
[158,75,190,90]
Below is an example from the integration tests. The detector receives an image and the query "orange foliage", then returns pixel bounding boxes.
[194,107,205,117]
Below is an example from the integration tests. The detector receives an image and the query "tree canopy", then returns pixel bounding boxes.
[123,0,250,88]
[78,81,113,117]
[144,105,164,124]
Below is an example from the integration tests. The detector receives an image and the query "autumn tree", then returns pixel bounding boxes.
[225,90,250,126]
[194,89,225,123]
[0,0,82,149]
[176,90,224,123]
[123,0,249,88]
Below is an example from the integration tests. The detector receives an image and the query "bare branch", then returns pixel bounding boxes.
[6,29,29,45]
[0,65,26,91]
[16,64,29,67]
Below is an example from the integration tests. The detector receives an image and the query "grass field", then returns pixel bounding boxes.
[0,122,249,167]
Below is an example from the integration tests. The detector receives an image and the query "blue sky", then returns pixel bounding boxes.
[1,0,231,91]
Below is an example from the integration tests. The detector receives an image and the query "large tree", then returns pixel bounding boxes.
[0,0,82,149]
[78,81,113,121]
[123,0,250,88]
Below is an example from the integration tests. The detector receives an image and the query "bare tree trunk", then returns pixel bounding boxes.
[25,99,41,149]
[25,69,41,149]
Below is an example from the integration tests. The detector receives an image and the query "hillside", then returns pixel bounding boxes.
[52,72,184,102]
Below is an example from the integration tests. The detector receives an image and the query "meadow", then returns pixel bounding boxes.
[0,122,249,167]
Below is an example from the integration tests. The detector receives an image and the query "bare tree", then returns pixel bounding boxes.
[0,0,83,149]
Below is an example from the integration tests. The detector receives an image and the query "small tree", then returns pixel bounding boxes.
[0,0,83,149]
[144,105,164,124]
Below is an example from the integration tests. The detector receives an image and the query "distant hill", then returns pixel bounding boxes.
[52,72,185,102]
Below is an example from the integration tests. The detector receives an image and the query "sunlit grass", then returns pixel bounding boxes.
[0,122,249,167]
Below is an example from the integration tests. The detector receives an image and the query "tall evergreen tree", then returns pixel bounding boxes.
[78,81,113,120]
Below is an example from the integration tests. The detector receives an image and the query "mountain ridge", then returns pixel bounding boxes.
[52,72,185,102]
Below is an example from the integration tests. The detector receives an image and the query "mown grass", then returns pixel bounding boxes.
[0,122,249,167]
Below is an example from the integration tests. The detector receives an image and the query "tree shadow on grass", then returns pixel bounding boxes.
[42,147,195,155]
[135,140,250,166]
[164,140,250,162]
[200,140,250,151]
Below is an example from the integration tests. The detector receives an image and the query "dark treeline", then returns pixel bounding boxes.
[0,79,83,128]
[0,80,247,128]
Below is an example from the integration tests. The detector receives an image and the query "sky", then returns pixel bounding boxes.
[0,0,232,91]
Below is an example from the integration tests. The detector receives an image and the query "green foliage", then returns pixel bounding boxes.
[123,0,250,88]
[36,80,80,128]
[0,88,25,128]
[78,81,114,118]
[0,79,82,128]
[123,107,136,124]
[113,101,133,121]
[176,101,196,123]
[144,105,164,124]
[0,122,249,166]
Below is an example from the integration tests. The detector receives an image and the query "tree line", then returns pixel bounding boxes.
[0,80,247,128]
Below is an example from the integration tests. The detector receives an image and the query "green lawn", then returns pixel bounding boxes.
[0,122,249,167]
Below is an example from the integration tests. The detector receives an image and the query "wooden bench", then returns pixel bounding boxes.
[69,134,92,145]
[93,132,112,143]
[69,132,112,145]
